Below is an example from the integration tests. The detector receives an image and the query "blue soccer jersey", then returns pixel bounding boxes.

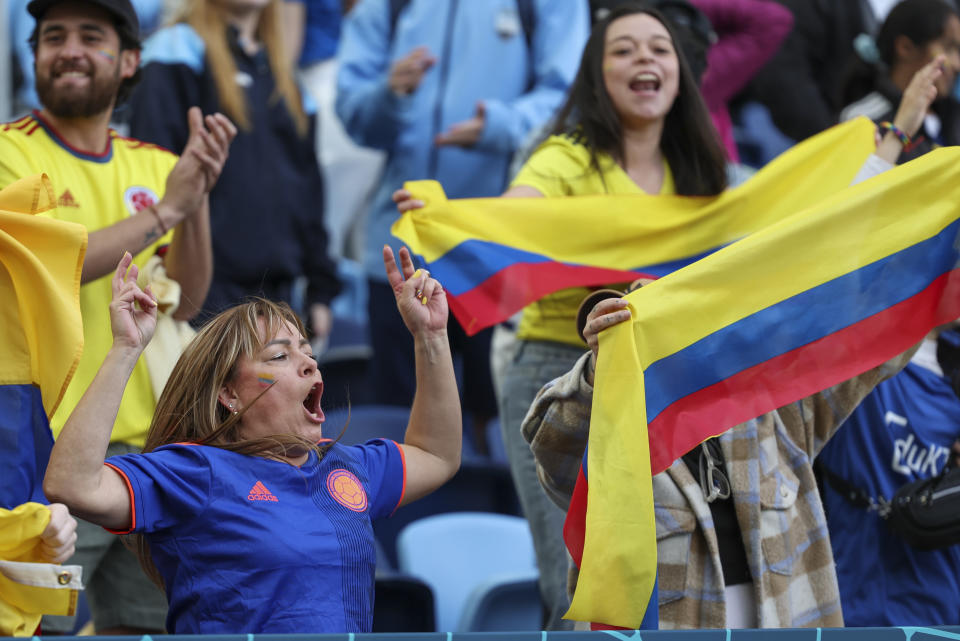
[818,353,960,626]
[105,439,405,633]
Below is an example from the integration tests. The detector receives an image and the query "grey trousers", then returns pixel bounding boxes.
[498,339,586,631]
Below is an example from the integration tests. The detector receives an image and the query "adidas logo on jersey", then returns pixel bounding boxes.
[247,480,278,502]
[57,189,80,208]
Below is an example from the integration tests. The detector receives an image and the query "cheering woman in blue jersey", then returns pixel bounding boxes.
[44,248,461,634]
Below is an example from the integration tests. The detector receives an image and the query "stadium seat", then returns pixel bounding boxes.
[457,573,541,632]
[373,575,435,632]
[396,512,539,632]
[322,405,410,446]
[373,461,520,569]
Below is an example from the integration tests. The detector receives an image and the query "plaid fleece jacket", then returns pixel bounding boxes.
[522,349,914,629]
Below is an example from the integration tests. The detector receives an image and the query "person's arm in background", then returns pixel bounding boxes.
[281,0,307,66]
[782,58,946,456]
[335,0,433,150]
[126,27,231,321]
[392,135,577,210]
[433,0,590,152]
[747,0,837,141]
[521,350,593,510]
[693,0,793,110]
[299,109,341,339]
[852,55,945,179]
[159,109,234,321]
[783,346,918,460]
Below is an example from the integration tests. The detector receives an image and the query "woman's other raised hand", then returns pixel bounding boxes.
[383,245,448,338]
[109,252,158,353]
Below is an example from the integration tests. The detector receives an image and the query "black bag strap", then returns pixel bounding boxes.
[815,459,891,517]
[388,0,536,51]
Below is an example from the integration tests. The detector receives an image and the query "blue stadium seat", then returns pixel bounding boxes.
[322,405,410,446]
[373,575,435,632]
[457,573,541,632]
[396,512,538,632]
[374,461,520,569]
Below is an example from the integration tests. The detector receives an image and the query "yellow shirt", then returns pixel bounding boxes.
[510,134,675,346]
[0,113,177,447]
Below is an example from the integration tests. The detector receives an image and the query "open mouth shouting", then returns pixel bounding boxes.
[629,71,661,94]
[302,382,325,424]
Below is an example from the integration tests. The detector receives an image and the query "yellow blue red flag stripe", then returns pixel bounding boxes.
[566,146,960,629]
[392,119,876,334]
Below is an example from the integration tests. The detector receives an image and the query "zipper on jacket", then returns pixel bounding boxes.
[427,0,458,178]
[930,483,960,501]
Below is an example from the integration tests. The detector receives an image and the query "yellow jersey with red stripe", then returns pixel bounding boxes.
[0,112,177,447]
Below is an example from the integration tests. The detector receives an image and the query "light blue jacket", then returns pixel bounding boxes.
[336,0,589,280]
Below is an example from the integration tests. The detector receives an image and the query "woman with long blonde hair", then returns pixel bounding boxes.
[127,0,340,339]
[44,248,461,633]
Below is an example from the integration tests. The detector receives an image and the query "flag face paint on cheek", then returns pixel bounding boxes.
[257,373,275,387]
[98,49,117,62]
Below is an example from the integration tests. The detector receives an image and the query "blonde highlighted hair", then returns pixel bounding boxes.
[131,298,343,586]
[176,0,308,136]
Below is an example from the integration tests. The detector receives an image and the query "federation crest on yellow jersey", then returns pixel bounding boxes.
[124,185,160,215]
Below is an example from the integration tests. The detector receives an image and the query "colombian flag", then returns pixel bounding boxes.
[567,146,960,629]
[0,174,86,509]
[392,118,876,335]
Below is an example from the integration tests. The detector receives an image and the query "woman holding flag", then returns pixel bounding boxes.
[521,52,948,629]
[392,0,944,625]
[396,2,729,623]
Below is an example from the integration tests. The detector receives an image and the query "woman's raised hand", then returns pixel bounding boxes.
[109,252,158,352]
[583,297,632,384]
[893,54,945,139]
[383,245,448,337]
[392,188,425,214]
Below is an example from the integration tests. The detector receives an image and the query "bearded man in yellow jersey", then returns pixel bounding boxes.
[0,0,236,633]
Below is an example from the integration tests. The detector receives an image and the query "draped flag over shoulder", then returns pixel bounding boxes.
[392,118,876,335]
[566,146,960,629]
[1,173,86,508]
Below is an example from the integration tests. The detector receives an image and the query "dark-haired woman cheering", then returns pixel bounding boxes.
[395,3,728,628]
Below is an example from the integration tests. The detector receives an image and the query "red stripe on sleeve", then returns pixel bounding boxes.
[103,462,137,534]
[389,440,407,517]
